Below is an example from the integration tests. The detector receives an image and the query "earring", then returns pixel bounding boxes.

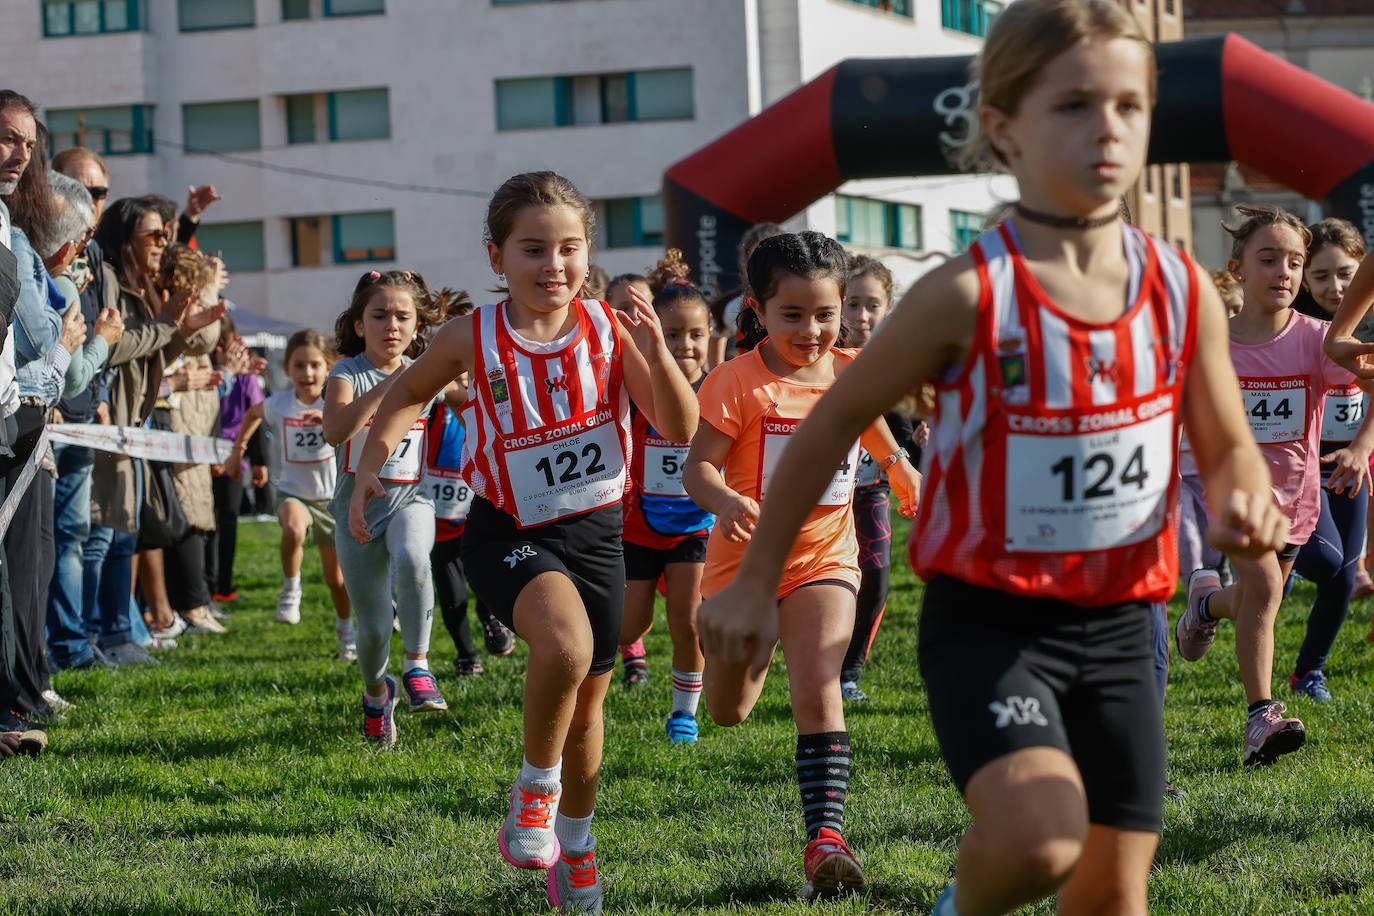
[497,273,506,284]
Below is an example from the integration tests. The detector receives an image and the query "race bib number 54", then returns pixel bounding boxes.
[1005,411,1174,553]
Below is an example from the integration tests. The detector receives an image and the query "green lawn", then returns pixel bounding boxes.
[3,519,1374,914]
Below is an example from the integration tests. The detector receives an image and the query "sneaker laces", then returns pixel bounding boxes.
[407,672,438,694]
[563,849,598,889]
[515,787,557,829]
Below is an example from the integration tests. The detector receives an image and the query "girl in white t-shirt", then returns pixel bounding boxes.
[229,329,354,659]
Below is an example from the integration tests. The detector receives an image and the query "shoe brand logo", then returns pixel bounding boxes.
[504,545,537,568]
[989,696,1048,728]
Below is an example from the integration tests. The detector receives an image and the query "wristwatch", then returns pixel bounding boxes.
[879,447,909,470]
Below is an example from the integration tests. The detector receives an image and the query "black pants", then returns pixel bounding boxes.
[165,530,211,613]
[0,405,54,721]
[204,473,243,597]
[432,535,496,661]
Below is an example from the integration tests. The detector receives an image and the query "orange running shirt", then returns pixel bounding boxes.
[698,346,863,599]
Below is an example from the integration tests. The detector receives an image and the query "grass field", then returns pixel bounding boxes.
[3,519,1374,914]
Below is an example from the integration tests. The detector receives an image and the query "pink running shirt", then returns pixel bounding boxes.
[1228,310,1353,544]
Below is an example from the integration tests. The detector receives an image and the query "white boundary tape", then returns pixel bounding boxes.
[0,424,234,540]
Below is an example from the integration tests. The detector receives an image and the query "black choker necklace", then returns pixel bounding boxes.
[1013,203,1118,230]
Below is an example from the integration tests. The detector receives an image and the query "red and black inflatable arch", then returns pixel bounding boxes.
[663,34,1374,292]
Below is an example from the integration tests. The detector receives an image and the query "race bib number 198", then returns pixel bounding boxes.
[423,464,472,520]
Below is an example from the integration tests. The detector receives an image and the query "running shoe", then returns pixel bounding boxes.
[499,776,562,869]
[151,615,188,639]
[145,636,178,652]
[1163,779,1188,800]
[1290,669,1333,702]
[362,674,399,748]
[454,657,485,678]
[666,710,698,744]
[104,642,161,665]
[1243,700,1305,767]
[41,689,74,715]
[483,617,515,656]
[840,680,870,703]
[622,664,648,690]
[276,587,302,625]
[212,592,240,604]
[1176,568,1221,662]
[208,601,230,620]
[401,667,448,712]
[547,836,602,914]
[336,619,357,662]
[1352,566,1374,600]
[800,827,865,900]
[181,606,227,635]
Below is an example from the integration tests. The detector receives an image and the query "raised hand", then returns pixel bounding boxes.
[184,184,223,221]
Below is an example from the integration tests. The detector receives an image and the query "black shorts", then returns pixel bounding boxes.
[918,576,1165,833]
[461,496,625,677]
[1277,542,1302,563]
[623,534,708,581]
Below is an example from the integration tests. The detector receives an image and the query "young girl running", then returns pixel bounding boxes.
[838,253,920,703]
[422,291,517,677]
[228,329,355,658]
[1287,219,1372,697]
[616,253,716,740]
[684,231,920,900]
[1176,207,1374,749]
[698,3,1288,914]
[349,171,698,914]
[323,270,455,746]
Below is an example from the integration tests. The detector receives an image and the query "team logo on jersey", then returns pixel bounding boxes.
[1086,356,1119,385]
[487,368,509,404]
[1000,354,1026,388]
[592,352,612,383]
[545,375,572,395]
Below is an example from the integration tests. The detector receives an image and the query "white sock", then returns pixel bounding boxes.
[363,683,389,708]
[519,756,562,786]
[336,616,356,637]
[671,667,704,716]
[403,658,427,674]
[283,574,301,593]
[555,811,593,851]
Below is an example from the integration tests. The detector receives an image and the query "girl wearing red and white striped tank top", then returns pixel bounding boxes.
[349,172,697,914]
[698,3,1287,914]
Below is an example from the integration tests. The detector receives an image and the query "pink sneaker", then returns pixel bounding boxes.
[1243,700,1305,767]
[1176,569,1221,662]
[1353,565,1374,600]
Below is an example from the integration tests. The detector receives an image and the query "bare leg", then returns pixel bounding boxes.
[777,583,853,735]
[137,549,175,629]
[664,562,705,673]
[1199,552,1289,704]
[513,571,595,769]
[1056,825,1158,916]
[318,544,352,621]
[559,671,613,818]
[277,500,309,578]
[618,579,657,646]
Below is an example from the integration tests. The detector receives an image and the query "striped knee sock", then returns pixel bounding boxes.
[670,667,703,716]
[797,731,850,841]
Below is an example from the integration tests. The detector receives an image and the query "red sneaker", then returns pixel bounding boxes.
[801,827,864,900]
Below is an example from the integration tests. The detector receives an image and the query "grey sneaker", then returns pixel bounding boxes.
[104,642,160,665]
[547,836,602,914]
[41,689,75,715]
[498,775,561,869]
[1176,568,1221,662]
[181,606,227,635]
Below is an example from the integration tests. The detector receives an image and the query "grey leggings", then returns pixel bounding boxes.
[334,502,436,686]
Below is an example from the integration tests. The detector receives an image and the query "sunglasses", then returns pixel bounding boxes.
[136,226,174,243]
[84,185,109,202]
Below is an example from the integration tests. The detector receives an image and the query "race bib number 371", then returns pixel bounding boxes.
[1005,411,1174,553]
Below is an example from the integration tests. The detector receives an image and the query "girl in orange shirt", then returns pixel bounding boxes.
[683,231,919,900]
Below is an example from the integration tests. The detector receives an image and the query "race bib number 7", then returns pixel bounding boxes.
[760,417,859,507]
[1240,377,1306,443]
[344,419,425,483]
[1005,411,1174,553]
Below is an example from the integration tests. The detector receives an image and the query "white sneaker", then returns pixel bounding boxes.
[338,636,358,662]
[41,688,74,714]
[276,587,302,624]
[153,615,188,638]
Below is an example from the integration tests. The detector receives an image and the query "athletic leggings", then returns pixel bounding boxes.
[334,502,436,685]
[1178,474,1221,576]
[431,535,497,661]
[843,490,891,683]
[1293,474,1367,675]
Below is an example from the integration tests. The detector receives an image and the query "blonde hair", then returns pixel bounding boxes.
[1210,269,1240,298]
[153,243,216,294]
[1222,204,1312,264]
[960,0,1155,171]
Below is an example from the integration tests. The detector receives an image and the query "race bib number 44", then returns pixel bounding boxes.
[1321,384,1364,442]
[506,419,625,526]
[284,416,333,464]
[344,419,425,483]
[1005,411,1174,553]
[642,435,690,497]
[1240,377,1306,443]
[760,417,859,507]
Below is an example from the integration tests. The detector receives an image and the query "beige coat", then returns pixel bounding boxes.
[168,350,222,532]
[90,269,218,534]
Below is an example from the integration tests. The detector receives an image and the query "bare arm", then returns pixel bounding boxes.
[224,402,265,479]
[322,375,393,447]
[684,421,757,543]
[857,416,921,517]
[616,285,698,443]
[1182,262,1289,555]
[1324,249,1374,380]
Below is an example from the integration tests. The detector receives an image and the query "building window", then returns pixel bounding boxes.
[285,94,316,144]
[42,0,140,36]
[839,0,913,17]
[289,217,322,267]
[328,89,390,141]
[333,211,395,263]
[46,105,153,156]
[835,195,922,251]
[598,196,664,249]
[950,209,984,254]
[195,221,265,272]
[282,0,311,18]
[183,100,260,152]
[1171,167,1184,201]
[941,0,1001,36]
[324,0,384,15]
[178,0,254,31]
[496,68,693,131]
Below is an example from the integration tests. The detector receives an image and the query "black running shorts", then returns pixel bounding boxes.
[622,534,708,582]
[918,575,1165,833]
[461,496,625,677]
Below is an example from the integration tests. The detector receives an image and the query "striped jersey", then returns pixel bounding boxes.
[911,222,1198,606]
[460,298,631,528]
